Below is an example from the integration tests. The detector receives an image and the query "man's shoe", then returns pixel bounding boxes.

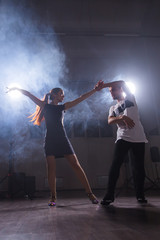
[137,197,148,204]
[101,198,114,206]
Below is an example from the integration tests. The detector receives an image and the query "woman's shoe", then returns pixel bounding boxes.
[87,193,99,204]
[48,196,56,206]
[48,201,56,206]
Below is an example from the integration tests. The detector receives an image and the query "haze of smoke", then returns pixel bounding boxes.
[0,1,119,165]
[0,1,67,161]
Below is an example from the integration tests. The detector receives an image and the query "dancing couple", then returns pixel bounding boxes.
[8,79,147,206]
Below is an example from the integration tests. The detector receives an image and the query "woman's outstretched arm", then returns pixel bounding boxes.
[64,80,104,110]
[7,87,45,107]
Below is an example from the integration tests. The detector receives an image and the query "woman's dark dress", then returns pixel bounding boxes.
[43,104,75,158]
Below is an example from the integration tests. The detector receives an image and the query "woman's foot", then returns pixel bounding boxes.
[87,192,99,204]
[48,195,56,206]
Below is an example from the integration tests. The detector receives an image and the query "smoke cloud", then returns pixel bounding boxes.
[0,1,114,166]
[0,1,68,161]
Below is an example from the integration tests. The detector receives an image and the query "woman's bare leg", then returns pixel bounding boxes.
[65,154,98,203]
[46,155,56,202]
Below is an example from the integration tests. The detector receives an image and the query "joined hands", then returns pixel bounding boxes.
[95,80,104,91]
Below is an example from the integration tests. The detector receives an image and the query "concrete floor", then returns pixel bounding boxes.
[0,190,160,240]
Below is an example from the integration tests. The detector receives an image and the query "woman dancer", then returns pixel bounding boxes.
[8,80,103,206]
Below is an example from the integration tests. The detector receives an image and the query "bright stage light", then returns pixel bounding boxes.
[126,81,136,94]
[7,83,22,99]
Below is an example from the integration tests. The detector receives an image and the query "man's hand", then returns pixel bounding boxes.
[121,115,135,129]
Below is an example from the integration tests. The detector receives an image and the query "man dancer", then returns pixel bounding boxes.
[101,80,148,206]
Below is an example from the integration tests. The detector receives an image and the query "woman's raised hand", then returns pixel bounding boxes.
[6,87,19,93]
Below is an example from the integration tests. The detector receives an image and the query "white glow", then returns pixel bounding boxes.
[126,81,136,94]
[7,83,22,99]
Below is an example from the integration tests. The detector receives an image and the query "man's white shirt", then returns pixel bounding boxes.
[109,94,148,143]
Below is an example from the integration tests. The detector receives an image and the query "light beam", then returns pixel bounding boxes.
[126,81,136,94]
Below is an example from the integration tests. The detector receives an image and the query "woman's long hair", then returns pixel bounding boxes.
[29,88,62,126]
